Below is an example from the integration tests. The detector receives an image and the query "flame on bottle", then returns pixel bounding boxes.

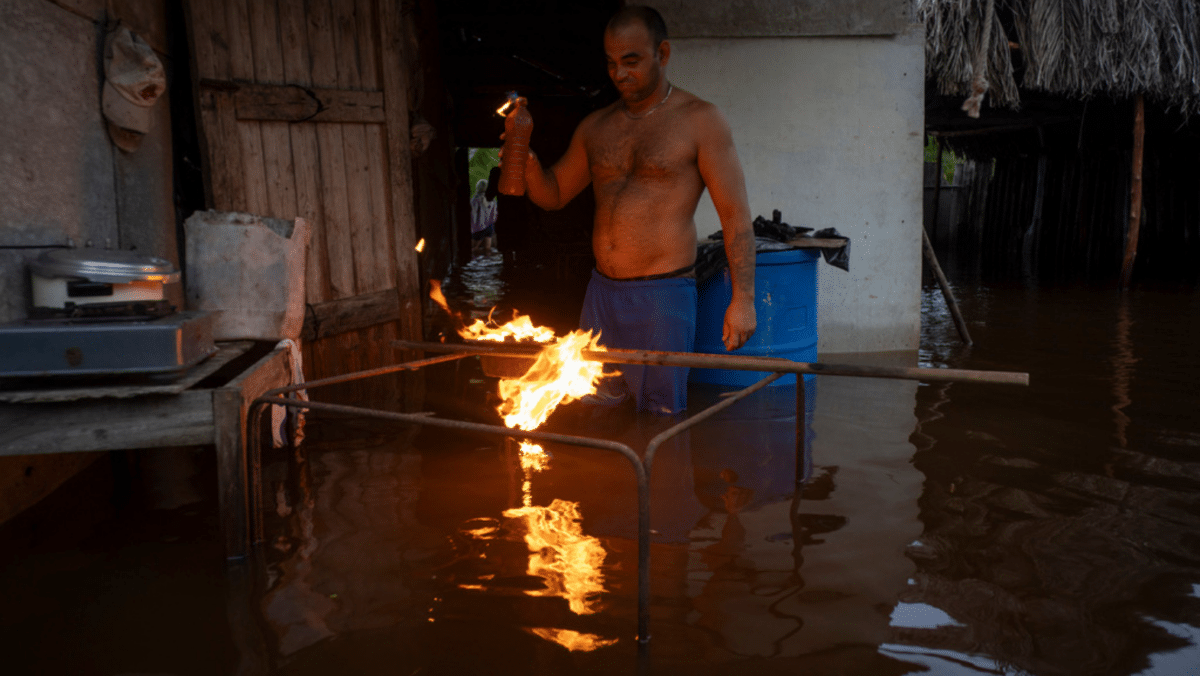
[496,91,518,117]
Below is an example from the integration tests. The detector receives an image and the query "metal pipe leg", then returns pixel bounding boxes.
[796,376,806,486]
[637,461,651,644]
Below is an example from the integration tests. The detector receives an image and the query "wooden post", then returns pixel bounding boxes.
[923,139,972,345]
[1120,94,1145,289]
[214,345,290,560]
[922,227,974,346]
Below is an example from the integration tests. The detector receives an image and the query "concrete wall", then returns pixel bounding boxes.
[661,3,924,353]
[656,0,911,37]
[0,0,179,324]
[0,0,179,522]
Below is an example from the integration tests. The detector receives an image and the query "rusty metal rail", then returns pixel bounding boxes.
[247,341,1029,645]
[391,339,1030,386]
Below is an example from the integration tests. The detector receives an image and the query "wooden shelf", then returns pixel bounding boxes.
[0,341,292,560]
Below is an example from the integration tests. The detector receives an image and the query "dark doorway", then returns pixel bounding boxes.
[437,1,622,289]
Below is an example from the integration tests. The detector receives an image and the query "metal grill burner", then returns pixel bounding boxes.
[247,340,1029,646]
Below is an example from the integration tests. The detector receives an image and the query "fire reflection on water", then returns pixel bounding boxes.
[518,441,546,507]
[504,498,608,616]
[462,440,615,649]
[436,293,616,650]
[493,339,612,627]
[527,627,619,652]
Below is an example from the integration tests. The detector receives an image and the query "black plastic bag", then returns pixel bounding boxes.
[812,227,850,272]
[696,210,849,282]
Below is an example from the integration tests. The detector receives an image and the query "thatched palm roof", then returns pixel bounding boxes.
[920,0,1200,116]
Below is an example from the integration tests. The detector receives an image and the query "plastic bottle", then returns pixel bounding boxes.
[499,96,532,196]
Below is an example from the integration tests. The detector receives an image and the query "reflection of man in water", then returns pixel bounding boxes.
[511,5,757,415]
[470,178,497,256]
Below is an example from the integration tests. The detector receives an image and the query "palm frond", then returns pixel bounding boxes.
[921,0,1200,115]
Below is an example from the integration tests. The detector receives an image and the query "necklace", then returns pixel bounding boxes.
[624,83,672,120]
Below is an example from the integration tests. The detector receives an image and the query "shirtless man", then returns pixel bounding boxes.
[511,5,757,414]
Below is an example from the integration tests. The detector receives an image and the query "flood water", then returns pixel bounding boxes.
[2,254,1199,675]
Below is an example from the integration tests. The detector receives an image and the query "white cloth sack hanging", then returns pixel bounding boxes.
[271,338,308,448]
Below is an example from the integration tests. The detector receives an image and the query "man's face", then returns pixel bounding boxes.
[604,22,664,104]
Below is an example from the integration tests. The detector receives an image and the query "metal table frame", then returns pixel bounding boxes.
[247,340,1028,644]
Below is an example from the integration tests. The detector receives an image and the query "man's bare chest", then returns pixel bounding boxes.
[586,124,696,183]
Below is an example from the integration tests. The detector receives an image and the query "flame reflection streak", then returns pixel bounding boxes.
[527,627,619,652]
[462,525,499,539]
[503,499,608,615]
[519,441,548,508]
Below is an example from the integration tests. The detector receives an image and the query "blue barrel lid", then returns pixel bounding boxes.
[753,247,822,265]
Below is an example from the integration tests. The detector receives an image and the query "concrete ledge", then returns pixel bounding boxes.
[655,0,910,37]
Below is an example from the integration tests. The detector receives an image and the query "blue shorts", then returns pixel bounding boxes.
[579,269,697,415]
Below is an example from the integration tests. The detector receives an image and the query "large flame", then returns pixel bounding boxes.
[429,280,556,343]
[503,498,607,615]
[498,330,607,430]
[462,311,556,343]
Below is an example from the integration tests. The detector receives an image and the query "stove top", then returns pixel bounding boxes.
[0,310,217,378]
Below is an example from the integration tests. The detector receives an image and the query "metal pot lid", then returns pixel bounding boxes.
[30,248,181,284]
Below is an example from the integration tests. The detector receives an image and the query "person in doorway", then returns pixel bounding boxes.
[504,5,756,415]
[470,178,498,256]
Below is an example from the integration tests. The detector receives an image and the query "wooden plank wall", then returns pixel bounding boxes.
[938,102,1200,283]
[186,0,422,408]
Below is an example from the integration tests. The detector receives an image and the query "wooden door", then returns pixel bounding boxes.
[186,0,422,408]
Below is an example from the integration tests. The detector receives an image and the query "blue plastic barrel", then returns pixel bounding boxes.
[690,248,819,387]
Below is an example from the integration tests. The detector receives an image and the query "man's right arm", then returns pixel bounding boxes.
[523,117,593,211]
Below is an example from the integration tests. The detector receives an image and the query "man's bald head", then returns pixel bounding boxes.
[606,5,668,49]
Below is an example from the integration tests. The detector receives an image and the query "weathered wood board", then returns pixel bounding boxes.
[186,0,422,408]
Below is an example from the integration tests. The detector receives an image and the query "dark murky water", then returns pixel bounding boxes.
[2,258,1199,675]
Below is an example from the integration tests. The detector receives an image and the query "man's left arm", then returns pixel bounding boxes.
[695,104,756,351]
